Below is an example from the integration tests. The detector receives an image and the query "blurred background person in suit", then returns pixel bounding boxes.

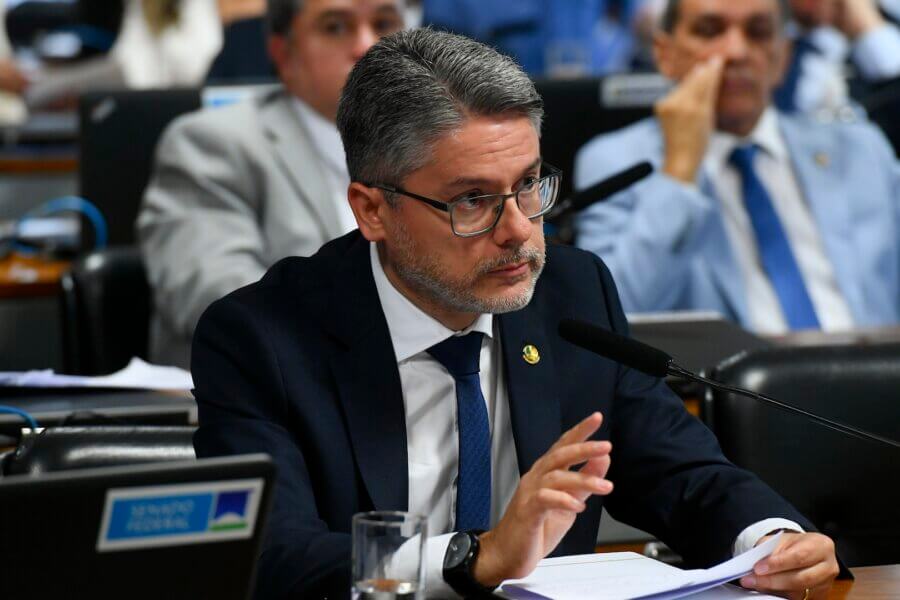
[137,0,405,368]
[775,0,900,114]
[574,0,900,335]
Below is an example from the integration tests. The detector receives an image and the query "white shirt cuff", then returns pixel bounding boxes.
[852,24,900,80]
[733,518,805,556]
[390,532,459,598]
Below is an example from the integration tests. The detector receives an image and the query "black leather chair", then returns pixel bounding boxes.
[79,88,202,245]
[1,426,195,476]
[59,246,151,375]
[703,344,900,567]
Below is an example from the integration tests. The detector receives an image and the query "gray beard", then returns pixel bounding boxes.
[389,221,546,315]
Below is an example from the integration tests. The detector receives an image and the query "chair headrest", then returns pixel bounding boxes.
[3,426,196,476]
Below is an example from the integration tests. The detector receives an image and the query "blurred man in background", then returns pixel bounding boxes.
[137,0,404,368]
[575,0,900,334]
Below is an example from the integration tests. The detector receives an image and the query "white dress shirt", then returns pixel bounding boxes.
[369,242,801,596]
[704,108,855,334]
[292,98,359,235]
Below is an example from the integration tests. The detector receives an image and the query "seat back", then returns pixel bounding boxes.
[705,344,900,567]
[60,246,151,375]
[2,426,196,476]
[78,88,202,246]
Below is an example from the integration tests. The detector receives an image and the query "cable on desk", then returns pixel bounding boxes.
[13,195,108,254]
[0,405,39,431]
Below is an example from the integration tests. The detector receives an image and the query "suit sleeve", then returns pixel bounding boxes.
[591,257,815,567]
[136,115,268,342]
[573,136,720,313]
[192,296,350,599]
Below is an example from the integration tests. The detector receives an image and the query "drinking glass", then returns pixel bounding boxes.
[352,511,427,600]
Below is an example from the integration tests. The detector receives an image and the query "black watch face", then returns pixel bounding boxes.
[444,532,473,569]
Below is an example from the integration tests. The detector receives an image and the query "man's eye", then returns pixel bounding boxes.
[321,19,350,36]
[746,23,774,42]
[456,193,487,211]
[520,175,539,189]
[691,21,724,38]
[373,16,403,36]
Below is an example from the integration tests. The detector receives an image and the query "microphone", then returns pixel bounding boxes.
[548,161,653,220]
[558,318,900,450]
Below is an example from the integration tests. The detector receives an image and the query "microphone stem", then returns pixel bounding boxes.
[667,362,900,450]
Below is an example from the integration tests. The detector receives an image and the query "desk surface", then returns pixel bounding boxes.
[833,564,900,598]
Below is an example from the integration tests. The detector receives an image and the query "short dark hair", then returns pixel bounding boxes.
[266,0,303,36]
[660,0,791,32]
[337,28,544,186]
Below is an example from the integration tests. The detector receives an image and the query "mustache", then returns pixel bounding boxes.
[476,246,545,275]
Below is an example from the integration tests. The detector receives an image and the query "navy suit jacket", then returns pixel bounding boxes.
[192,231,812,599]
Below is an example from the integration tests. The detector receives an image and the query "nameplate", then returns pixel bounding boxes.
[96,478,264,552]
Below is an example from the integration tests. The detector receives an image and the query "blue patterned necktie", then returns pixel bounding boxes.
[427,332,491,531]
[729,145,821,330]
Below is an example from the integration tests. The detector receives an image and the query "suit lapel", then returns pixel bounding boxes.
[498,302,562,474]
[259,91,346,240]
[779,116,865,319]
[324,236,408,511]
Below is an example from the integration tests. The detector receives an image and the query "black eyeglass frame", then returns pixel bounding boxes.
[363,163,563,238]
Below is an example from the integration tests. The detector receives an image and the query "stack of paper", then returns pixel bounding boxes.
[0,358,193,391]
[499,532,783,600]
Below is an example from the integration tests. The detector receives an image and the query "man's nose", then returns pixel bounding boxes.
[492,197,534,247]
[719,26,750,61]
[351,26,380,60]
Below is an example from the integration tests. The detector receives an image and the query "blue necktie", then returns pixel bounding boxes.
[427,332,491,531]
[730,145,821,330]
[774,36,817,113]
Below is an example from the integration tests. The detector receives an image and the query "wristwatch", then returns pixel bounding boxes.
[442,530,498,598]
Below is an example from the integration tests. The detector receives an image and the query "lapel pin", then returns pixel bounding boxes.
[522,344,540,365]
[814,152,830,168]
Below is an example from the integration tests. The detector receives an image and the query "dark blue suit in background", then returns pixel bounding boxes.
[192,231,812,599]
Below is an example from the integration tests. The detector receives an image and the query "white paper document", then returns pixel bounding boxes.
[500,532,783,600]
[0,358,193,391]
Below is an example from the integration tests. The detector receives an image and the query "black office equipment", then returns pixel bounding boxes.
[534,74,664,200]
[705,344,900,567]
[78,88,202,245]
[59,245,151,375]
[0,453,275,600]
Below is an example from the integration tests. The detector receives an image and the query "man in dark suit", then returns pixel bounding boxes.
[191,28,839,600]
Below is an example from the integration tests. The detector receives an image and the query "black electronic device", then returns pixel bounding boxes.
[0,453,275,600]
[558,318,900,450]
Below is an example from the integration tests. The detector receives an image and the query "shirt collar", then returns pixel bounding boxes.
[369,242,494,364]
[706,107,787,176]
[291,97,348,177]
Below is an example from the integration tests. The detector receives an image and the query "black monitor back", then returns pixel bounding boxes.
[78,88,202,246]
[534,74,664,200]
[0,453,275,599]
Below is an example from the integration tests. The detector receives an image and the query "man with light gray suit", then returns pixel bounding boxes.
[137,0,404,367]
[575,0,900,335]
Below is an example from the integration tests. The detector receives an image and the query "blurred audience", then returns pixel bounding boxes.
[423,0,650,77]
[775,0,900,114]
[575,0,900,334]
[137,0,404,368]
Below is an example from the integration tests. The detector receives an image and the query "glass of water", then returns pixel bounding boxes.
[352,511,427,600]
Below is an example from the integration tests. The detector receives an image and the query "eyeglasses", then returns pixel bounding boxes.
[365,163,562,238]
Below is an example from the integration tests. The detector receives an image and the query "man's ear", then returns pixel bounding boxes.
[653,30,677,79]
[267,35,288,80]
[348,182,390,242]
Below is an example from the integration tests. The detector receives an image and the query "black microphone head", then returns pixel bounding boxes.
[569,161,653,213]
[558,318,672,378]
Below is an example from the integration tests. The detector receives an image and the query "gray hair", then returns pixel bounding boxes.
[266,0,303,36]
[660,0,791,32]
[336,28,544,187]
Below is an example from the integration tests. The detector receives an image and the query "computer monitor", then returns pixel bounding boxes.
[0,453,275,599]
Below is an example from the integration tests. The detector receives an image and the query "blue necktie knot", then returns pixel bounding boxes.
[426,332,484,377]
[729,144,759,171]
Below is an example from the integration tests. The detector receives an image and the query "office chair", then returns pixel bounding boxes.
[60,246,151,375]
[78,88,202,245]
[703,344,900,567]
[534,73,664,201]
[859,74,900,157]
[0,425,196,477]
